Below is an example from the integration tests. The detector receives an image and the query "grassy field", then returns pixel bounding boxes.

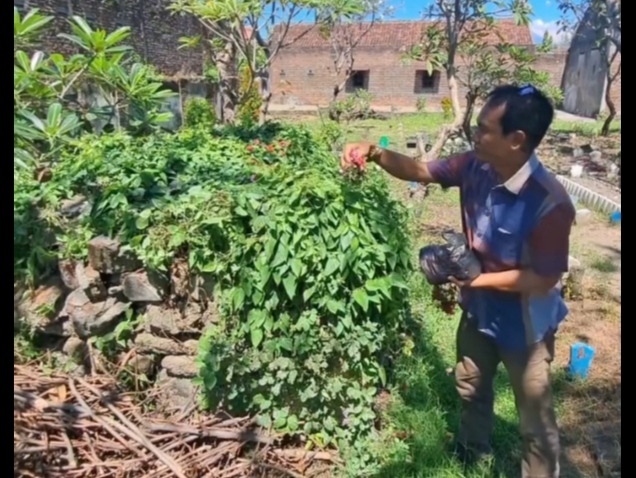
[296,111,621,153]
[295,112,620,478]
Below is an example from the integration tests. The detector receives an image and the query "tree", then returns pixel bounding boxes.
[405,0,535,160]
[170,0,366,124]
[14,8,174,171]
[319,0,389,107]
[557,0,621,136]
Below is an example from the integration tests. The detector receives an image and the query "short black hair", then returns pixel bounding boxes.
[484,84,554,151]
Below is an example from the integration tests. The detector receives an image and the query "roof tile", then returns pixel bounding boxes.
[276,19,533,50]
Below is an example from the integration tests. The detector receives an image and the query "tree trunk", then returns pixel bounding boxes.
[257,71,271,125]
[601,89,616,137]
[601,48,620,137]
[328,82,346,122]
[462,92,477,145]
[215,29,239,124]
[424,73,465,161]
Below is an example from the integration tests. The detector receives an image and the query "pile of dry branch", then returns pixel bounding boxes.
[14,364,337,478]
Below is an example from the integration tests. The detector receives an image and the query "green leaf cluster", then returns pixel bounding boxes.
[14,120,412,449]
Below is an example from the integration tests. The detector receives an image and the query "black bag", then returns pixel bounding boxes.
[419,231,482,285]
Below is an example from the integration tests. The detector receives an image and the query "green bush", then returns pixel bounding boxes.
[183,97,216,128]
[14,122,412,451]
[329,89,374,122]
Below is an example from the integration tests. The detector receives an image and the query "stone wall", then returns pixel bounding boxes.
[14,232,218,411]
[20,0,204,77]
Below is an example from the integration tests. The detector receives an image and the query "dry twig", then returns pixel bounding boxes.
[14,364,338,478]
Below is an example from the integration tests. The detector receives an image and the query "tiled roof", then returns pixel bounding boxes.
[276,19,533,49]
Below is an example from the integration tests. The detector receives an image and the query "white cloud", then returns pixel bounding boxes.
[530,19,572,45]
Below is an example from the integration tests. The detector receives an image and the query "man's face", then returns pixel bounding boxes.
[473,103,509,163]
[473,102,521,165]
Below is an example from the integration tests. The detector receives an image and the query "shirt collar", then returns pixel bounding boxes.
[480,153,539,195]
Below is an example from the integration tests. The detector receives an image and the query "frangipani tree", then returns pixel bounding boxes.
[171,0,370,123]
[406,0,545,159]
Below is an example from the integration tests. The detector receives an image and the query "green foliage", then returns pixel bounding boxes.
[314,119,346,152]
[461,42,564,106]
[329,89,374,122]
[237,66,262,124]
[14,7,175,170]
[183,97,217,128]
[415,97,427,113]
[440,97,453,119]
[171,0,371,122]
[14,121,412,453]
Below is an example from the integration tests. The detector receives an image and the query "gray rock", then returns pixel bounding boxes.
[62,290,131,339]
[145,305,181,336]
[122,271,164,303]
[60,195,91,219]
[88,236,141,274]
[108,285,124,297]
[155,369,199,411]
[75,263,107,302]
[62,336,86,361]
[17,276,69,335]
[126,354,155,376]
[182,302,219,329]
[183,340,199,354]
[188,274,215,302]
[134,333,196,355]
[590,150,602,162]
[576,209,592,223]
[161,355,198,378]
[58,259,80,289]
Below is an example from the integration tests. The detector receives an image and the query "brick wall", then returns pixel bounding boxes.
[272,46,454,110]
[19,0,204,77]
[271,46,621,114]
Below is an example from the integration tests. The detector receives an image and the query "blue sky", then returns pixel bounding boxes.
[390,0,565,43]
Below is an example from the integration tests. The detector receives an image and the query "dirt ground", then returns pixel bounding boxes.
[538,131,621,204]
[555,215,621,478]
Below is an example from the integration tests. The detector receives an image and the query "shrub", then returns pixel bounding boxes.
[416,97,427,113]
[440,97,453,118]
[14,8,174,171]
[183,97,216,128]
[14,122,412,451]
[329,90,374,122]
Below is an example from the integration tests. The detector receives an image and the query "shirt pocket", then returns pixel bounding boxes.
[491,220,523,265]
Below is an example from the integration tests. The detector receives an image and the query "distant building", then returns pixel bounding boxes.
[270,19,621,114]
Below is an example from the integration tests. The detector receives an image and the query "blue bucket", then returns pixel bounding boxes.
[609,211,621,224]
[568,342,595,380]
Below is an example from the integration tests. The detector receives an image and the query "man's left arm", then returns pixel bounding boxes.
[465,203,575,294]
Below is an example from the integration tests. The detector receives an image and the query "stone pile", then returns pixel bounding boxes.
[442,133,471,157]
[14,235,218,409]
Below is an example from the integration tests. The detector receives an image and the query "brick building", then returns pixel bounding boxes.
[270,19,621,114]
[15,0,204,78]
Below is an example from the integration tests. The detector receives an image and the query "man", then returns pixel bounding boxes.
[341,85,575,478]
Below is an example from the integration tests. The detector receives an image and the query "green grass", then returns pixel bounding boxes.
[342,186,574,478]
[305,113,618,477]
[354,187,519,478]
[301,112,620,154]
